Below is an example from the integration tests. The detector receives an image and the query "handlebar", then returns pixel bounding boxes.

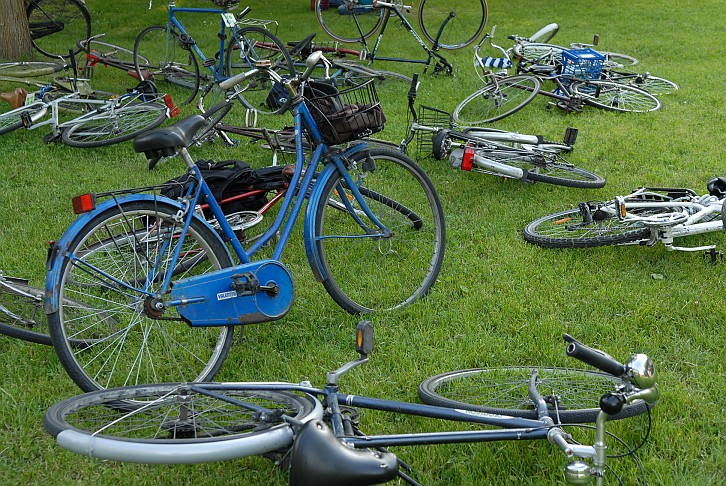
[563,334,626,376]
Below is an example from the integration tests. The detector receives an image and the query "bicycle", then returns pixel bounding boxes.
[315,0,487,75]
[43,52,446,393]
[523,177,726,258]
[26,0,92,58]
[0,69,171,146]
[44,321,660,485]
[453,29,661,125]
[400,74,605,189]
[133,1,294,109]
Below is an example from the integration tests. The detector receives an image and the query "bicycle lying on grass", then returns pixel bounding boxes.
[453,27,661,125]
[401,74,605,188]
[44,51,445,393]
[523,177,726,259]
[44,321,660,485]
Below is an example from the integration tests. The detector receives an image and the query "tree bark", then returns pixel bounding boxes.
[0,0,34,60]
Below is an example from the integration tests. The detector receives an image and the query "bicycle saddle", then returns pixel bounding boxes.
[0,87,28,110]
[706,176,726,197]
[288,420,399,486]
[133,114,207,164]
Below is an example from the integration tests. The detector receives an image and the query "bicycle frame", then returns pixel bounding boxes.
[341,1,452,73]
[44,90,391,317]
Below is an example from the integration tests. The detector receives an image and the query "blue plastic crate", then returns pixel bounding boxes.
[561,48,605,80]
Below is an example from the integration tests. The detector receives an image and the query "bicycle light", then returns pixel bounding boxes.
[461,145,475,171]
[72,193,96,214]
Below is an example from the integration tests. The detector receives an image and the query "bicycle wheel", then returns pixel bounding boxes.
[134,25,200,105]
[315,0,383,44]
[47,199,235,392]
[0,104,45,136]
[225,26,295,115]
[522,203,664,248]
[600,51,638,67]
[0,61,63,77]
[487,149,605,189]
[79,39,141,74]
[61,101,167,148]
[44,383,321,463]
[312,148,446,313]
[26,0,91,59]
[570,80,661,113]
[606,71,679,96]
[453,75,541,125]
[419,367,650,423]
[333,60,413,88]
[515,43,564,67]
[418,0,487,50]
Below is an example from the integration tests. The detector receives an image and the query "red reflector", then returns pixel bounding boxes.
[163,94,179,117]
[72,194,96,214]
[462,146,475,171]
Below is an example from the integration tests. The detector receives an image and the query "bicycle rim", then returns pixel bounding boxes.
[313,148,446,313]
[0,61,63,77]
[47,200,235,392]
[453,75,540,125]
[418,0,488,50]
[315,0,384,44]
[571,80,661,113]
[419,367,650,423]
[26,0,91,58]
[522,205,657,248]
[44,383,321,463]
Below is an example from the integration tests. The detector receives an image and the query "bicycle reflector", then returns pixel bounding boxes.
[72,193,96,214]
[163,94,180,118]
[356,320,374,357]
[461,146,475,171]
[615,195,627,219]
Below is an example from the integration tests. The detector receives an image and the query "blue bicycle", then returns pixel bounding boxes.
[133,0,294,110]
[44,52,446,393]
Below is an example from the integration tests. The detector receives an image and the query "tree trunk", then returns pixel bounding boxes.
[0,0,34,60]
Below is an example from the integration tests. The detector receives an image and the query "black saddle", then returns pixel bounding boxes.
[288,420,399,486]
[133,115,207,163]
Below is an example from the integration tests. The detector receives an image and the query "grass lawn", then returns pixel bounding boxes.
[0,0,724,484]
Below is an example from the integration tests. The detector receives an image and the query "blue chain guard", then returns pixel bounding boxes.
[171,260,294,326]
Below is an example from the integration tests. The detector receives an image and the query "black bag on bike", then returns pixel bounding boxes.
[304,79,386,145]
[161,159,266,215]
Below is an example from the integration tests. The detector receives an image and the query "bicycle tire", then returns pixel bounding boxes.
[0,61,63,77]
[225,26,295,115]
[419,366,650,423]
[515,42,564,67]
[61,101,167,148]
[604,71,679,96]
[47,199,235,392]
[0,104,45,136]
[79,39,142,73]
[418,0,487,50]
[44,383,321,463]
[334,60,413,87]
[315,0,384,44]
[570,80,661,113]
[522,203,664,248]
[491,149,606,189]
[453,74,541,125]
[312,148,445,314]
[26,0,91,59]
[134,25,200,105]
[600,51,638,67]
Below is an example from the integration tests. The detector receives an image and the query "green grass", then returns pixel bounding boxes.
[1,0,725,484]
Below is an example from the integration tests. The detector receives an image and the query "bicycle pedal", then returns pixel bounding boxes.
[703,248,723,264]
[563,127,578,146]
[20,110,33,128]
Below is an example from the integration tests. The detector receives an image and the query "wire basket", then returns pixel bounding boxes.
[412,105,452,157]
[304,78,386,146]
[561,48,605,80]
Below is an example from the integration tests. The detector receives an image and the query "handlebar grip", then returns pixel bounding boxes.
[219,69,255,90]
[563,334,626,376]
[407,73,419,100]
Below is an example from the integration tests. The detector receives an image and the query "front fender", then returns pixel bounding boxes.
[44,194,229,313]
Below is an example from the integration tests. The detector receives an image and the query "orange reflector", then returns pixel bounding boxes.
[72,193,96,214]
[554,217,573,225]
[357,329,363,348]
[618,204,627,219]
